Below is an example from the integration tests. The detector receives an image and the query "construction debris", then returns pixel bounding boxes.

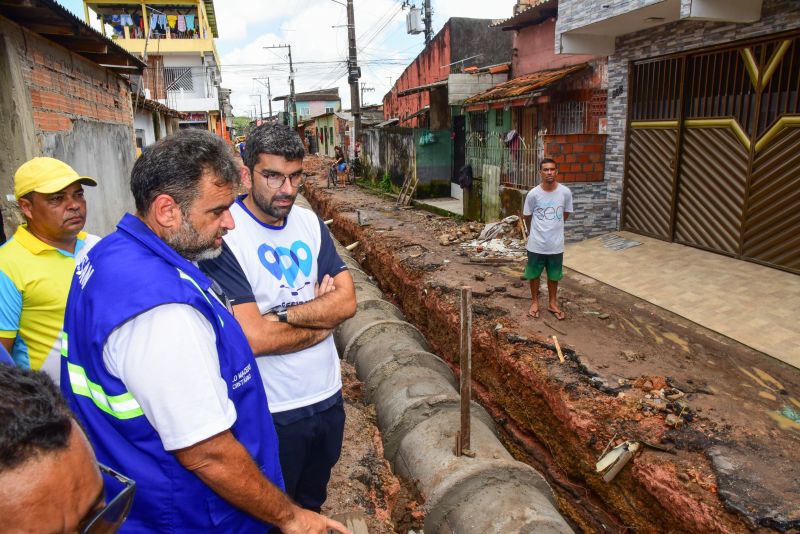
[596,441,640,482]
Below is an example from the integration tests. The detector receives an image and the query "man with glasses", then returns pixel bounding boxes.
[201,123,356,515]
[522,158,573,321]
[61,130,349,533]
[0,365,135,533]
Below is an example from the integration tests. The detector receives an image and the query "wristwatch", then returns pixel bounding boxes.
[276,306,289,323]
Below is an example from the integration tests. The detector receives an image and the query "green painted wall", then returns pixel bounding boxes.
[413,128,453,199]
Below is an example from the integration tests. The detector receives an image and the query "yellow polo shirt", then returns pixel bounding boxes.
[0,226,99,376]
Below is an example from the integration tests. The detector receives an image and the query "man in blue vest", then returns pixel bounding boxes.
[60,129,349,534]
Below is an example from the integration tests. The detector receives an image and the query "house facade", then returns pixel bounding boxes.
[557,0,800,274]
[0,0,145,237]
[274,88,342,126]
[82,0,229,138]
[461,0,611,234]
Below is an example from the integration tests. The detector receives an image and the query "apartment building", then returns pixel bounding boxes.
[82,0,228,138]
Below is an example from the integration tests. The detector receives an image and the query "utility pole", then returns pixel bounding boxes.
[423,0,433,45]
[254,77,273,118]
[263,44,296,127]
[346,0,362,145]
[250,94,263,120]
[361,83,375,106]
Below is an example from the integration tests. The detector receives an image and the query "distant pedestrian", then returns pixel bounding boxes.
[60,129,350,534]
[0,157,99,381]
[201,123,356,516]
[522,158,573,320]
[334,145,347,187]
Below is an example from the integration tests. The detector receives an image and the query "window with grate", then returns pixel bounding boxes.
[469,111,487,136]
[549,101,589,134]
[164,67,194,91]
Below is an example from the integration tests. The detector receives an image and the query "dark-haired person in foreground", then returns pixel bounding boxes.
[201,123,356,515]
[60,129,349,534]
[0,365,135,533]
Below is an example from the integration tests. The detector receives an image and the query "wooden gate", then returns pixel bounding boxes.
[622,31,800,274]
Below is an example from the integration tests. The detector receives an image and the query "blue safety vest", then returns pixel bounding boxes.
[61,213,284,533]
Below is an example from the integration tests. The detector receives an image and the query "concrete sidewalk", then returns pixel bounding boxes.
[565,232,800,369]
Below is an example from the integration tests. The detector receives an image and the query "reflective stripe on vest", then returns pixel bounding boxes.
[61,332,143,420]
[177,268,224,327]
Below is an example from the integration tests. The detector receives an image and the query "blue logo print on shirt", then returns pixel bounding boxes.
[258,240,313,288]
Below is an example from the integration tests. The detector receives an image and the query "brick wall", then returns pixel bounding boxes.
[22,39,134,134]
[0,15,137,236]
[543,134,606,183]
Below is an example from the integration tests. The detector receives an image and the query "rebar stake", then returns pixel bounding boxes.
[459,286,472,455]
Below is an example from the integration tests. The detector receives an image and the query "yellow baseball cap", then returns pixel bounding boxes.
[14,157,97,199]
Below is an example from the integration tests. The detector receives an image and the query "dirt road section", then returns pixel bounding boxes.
[304,156,800,533]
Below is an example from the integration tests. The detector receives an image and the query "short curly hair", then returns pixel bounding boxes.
[0,366,73,471]
[243,122,305,171]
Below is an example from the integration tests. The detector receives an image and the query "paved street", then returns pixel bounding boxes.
[566,232,800,368]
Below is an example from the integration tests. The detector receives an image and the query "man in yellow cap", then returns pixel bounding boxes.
[0,157,99,382]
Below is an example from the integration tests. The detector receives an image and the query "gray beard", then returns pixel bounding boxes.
[164,217,222,262]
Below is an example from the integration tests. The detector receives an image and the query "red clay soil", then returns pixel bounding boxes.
[303,155,800,533]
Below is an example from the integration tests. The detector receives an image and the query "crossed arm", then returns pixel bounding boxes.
[233,270,357,356]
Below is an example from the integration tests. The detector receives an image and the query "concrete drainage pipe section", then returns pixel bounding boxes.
[333,242,573,534]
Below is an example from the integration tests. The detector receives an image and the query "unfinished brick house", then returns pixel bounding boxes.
[0,0,145,237]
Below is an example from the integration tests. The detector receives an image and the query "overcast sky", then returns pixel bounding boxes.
[61,0,516,117]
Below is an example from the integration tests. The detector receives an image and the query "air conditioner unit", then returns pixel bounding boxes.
[406,7,423,34]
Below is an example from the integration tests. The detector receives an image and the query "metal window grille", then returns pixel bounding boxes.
[164,67,193,91]
[550,101,588,134]
[465,131,541,190]
[469,111,487,137]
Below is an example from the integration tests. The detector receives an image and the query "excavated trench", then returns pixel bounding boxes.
[302,178,759,534]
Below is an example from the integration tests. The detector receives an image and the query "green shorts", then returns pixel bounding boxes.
[523,251,564,281]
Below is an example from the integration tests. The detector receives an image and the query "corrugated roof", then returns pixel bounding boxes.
[203,0,218,38]
[0,0,146,72]
[463,63,587,106]
[397,79,448,97]
[490,0,556,30]
[273,88,340,102]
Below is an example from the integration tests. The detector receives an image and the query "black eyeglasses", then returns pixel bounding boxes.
[256,169,306,189]
[80,464,136,534]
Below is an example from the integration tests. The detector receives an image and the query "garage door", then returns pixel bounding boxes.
[622,32,800,274]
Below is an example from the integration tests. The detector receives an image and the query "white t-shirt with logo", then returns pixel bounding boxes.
[201,198,347,413]
[523,183,573,254]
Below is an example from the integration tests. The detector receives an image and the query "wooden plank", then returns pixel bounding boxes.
[330,511,370,534]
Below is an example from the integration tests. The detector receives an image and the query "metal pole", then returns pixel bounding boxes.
[346,0,361,144]
[423,0,432,45]
[267,77,273,117]
[263,45,296,126]
[287,45,296,128]
[459,286,472,454]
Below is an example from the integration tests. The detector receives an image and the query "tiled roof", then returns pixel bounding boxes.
[463,63,587,106]
[490,0,556,30]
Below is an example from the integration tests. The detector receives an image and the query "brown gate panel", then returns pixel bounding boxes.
[624,33,800,272]
[743,125,800,272]
[623,127,677,239]
[674,126,748,255]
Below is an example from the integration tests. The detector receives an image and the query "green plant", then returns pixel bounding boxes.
[379,170,392,192]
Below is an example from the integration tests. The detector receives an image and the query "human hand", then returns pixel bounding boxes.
[314,274,336,297]
[279,506,351,534]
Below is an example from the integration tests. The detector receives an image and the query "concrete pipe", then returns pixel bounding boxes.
[332,245,574,533]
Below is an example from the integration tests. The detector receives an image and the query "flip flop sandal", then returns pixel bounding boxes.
[548,308,566,321]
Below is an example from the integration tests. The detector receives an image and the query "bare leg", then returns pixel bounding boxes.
[546,279,565,320]
[528,277,540,317]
